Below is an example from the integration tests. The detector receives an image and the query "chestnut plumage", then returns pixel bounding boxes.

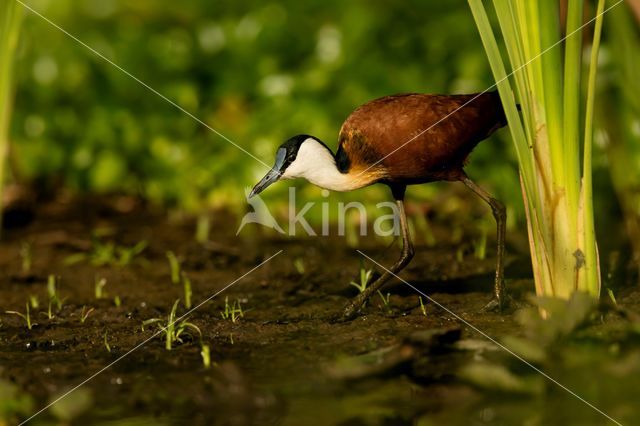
[251,91,508,319]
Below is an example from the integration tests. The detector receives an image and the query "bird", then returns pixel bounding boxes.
[249,91,508,320]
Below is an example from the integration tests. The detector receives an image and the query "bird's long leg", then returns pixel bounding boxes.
[342,185,414,320]
[462,176,507,310]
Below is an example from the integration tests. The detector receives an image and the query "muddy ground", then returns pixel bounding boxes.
[1,195,640,425]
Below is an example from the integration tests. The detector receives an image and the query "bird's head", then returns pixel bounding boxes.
[249,135,331,198]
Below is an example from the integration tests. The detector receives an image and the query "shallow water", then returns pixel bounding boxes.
[1,197,639,425]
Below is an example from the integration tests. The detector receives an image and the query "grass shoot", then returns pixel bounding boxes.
[182,273,192,309]
[5,302,32,330]
[195,214,210,244]
[377,290,391,313]
[80,306,94,323]
[419,296,427,316]
[104,331,111,353]
[20,242,32,273]
[473,222,488,260]
[220,296,244,323]
[166,251,181,284]
[47,275,63,310]
[143,299,203,350]
[200,344,211,369]
[294,258,305,274]
[350,260,373,294]
[65,239,147,267]
[28,295,39,309]
[94,277,107,299]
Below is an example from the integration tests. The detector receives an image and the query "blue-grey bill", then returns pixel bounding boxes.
[249,168,282,198]
[248,148,287,198]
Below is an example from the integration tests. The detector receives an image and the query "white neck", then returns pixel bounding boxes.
[281,138,369,192]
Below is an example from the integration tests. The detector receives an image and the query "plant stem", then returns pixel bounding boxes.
[0,2,23,235]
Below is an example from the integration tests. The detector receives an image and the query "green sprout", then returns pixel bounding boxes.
[42,299,54,320]
[47,275,63,311]
[113,295,121,307]
[350,260,373,294]
[377,290,391,313]
[419,296,427,316]
[5,302,33,330]
[65,239,147,267]
[28,295,39,309]
[200,344,211,369]
[104,331,111,353]
[473,222,488,260]
[195,214,210,244]
[94,277,107,299]
[80,306,94,324]
[182,273,192,309]
[20,241,32,273]
[220,296,244,323]
[166,251,181,284]
[143,299,202,350]
[293,258,305,274]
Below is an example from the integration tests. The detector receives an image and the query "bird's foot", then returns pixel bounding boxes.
[341,301,363,322]
[480,293,512,313]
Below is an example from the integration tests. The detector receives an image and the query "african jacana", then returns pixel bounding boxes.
[250,91,508,319]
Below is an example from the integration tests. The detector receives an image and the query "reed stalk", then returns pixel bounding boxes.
[468,0,605,298]
[0,2,23,235]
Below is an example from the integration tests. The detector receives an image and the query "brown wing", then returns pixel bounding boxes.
[337,92,506,184]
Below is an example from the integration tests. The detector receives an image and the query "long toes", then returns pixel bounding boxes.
[341,301,363,321]
[480,298,501,313]
[480,294,513,313]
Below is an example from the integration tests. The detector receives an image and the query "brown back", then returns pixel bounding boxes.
[337,92,506,184]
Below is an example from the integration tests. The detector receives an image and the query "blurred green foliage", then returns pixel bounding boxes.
[7,0,630,243]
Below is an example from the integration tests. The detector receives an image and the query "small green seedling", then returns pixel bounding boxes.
[117,241,147,265]
[419,296,427,316]
[80,306,94,323]
[20,241,33,273]
[47,275,62,310]
[377,290,391,313]
[200,344,211,369]
[113,296,121,307]
[195,215,210,244]
[350,260,373,294]
[6,302,33,330]
[65,239,147,267]
[104,331,111,353]
[29,295,39,309]
[455,247,465,262]
[43,299,54,320]
[607,288,617,305]
[220,297,244,323]
[142,299,202,350]
[294,258,305,274]
[182,273,192,309]
[473,223,488,260]
[94,277,107,299]
[166,251,181,284]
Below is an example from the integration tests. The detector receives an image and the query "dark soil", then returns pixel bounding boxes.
[1,196,639,425]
